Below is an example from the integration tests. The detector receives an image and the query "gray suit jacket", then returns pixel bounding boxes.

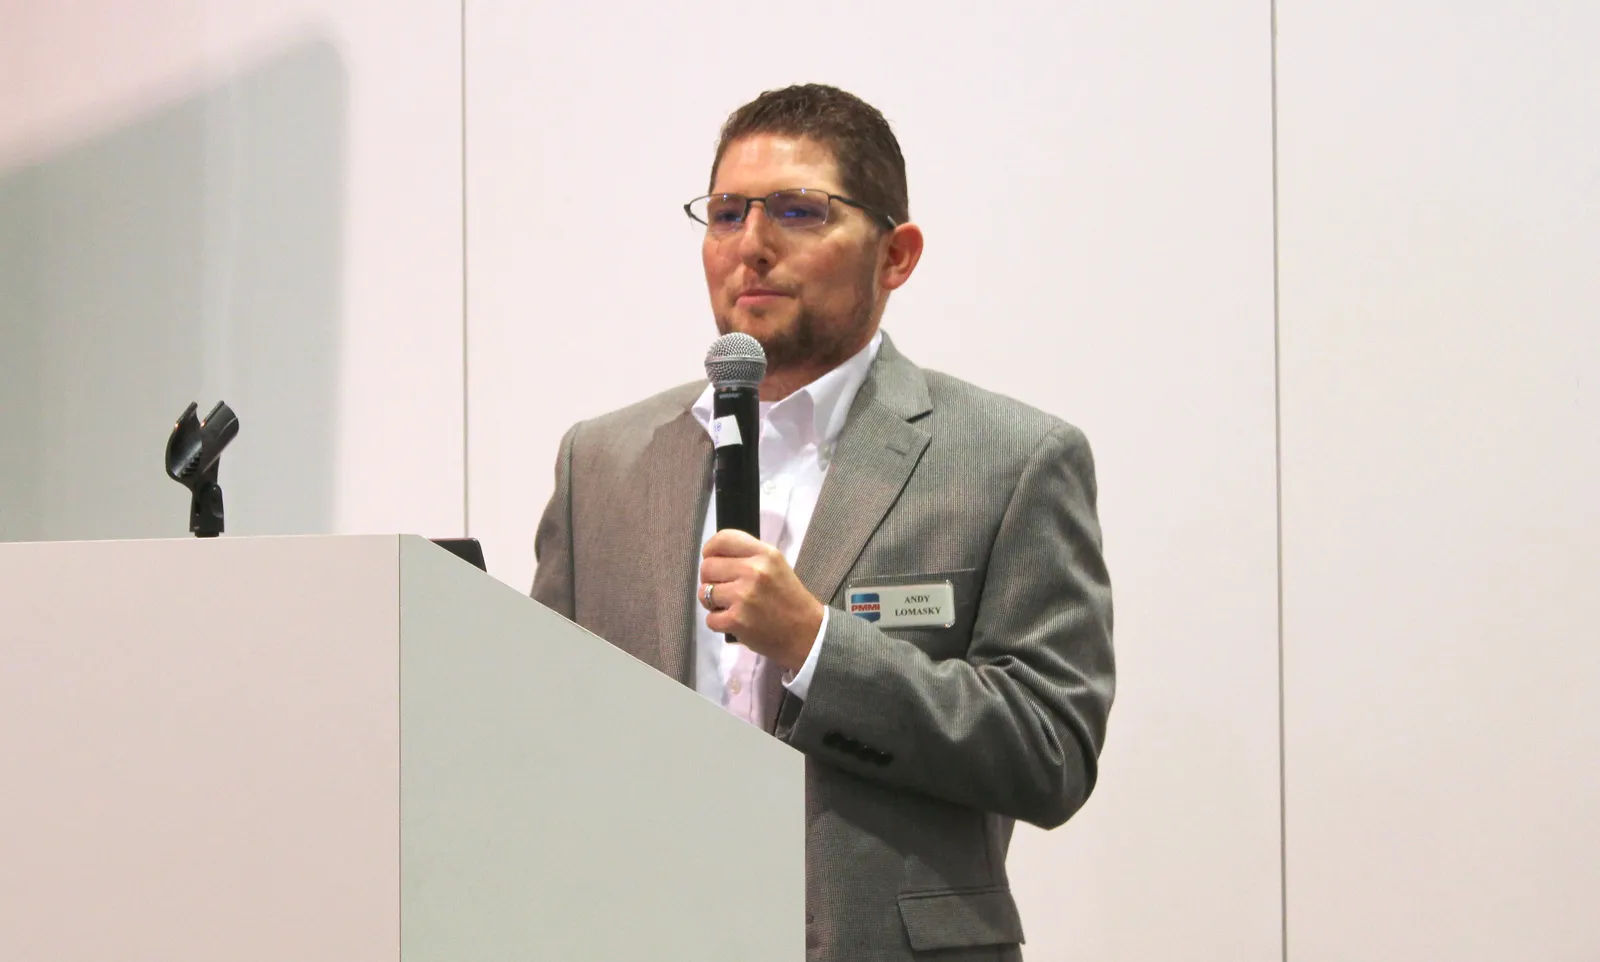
[532,333,1114,961]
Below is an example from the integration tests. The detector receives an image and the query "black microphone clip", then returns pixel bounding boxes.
[165,401,239,538]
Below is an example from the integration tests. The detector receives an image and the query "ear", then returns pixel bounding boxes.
[878,222,924,293]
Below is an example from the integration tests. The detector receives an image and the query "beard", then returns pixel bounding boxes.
[716,299,874,375]
[714,260,880,376]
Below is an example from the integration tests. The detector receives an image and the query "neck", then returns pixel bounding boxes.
[758,364,828,403]
[757,322,880,402]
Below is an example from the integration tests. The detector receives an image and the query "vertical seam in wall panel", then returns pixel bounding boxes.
[1270,1,1289,960]
[396,541,405,958]
[461,0,471,535]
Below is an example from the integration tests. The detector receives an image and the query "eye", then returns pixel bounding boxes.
[773,195,829,225]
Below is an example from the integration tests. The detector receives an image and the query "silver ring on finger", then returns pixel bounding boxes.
[702,582,716,609]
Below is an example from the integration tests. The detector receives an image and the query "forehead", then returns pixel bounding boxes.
[712,134,844,195]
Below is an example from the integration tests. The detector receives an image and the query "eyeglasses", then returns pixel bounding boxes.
[684,188,896,234]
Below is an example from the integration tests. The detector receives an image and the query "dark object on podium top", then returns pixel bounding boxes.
[431,537,487,571]
[165,401,239,538]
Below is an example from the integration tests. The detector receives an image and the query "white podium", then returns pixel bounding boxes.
[0,535,803,961]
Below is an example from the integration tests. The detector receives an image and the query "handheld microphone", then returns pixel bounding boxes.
[704,333,767,643]
[704,333,766,540]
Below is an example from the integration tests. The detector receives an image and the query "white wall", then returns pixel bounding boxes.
[7,0,1598,958]
[1276,2,1600,959]
[465,3,1283,959]
[0,0,463,541]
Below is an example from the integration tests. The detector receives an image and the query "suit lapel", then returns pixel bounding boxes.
[792,407,929,608]
[641,408,712,686]
[792,334,934,610]
[762,335,932,733]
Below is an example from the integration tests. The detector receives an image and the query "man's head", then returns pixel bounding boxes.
[693,84,923,399]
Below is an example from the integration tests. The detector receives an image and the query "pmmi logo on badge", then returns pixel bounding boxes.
[848,592,882,622]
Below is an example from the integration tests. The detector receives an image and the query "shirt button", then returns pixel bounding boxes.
[762,480,778,495]
[729,678,743,694]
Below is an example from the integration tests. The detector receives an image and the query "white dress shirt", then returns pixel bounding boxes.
[689,330,883,724]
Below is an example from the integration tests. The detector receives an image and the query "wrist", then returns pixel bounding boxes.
[786,601,825,673]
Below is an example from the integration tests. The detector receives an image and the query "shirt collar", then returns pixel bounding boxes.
[691,329,883,446]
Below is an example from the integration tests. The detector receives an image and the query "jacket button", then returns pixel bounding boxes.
[873,751,893,766]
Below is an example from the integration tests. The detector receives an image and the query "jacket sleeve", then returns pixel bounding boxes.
[530,423,580,620]
[776,423,1115,829]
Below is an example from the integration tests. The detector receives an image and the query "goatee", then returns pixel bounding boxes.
[715,302,874,378]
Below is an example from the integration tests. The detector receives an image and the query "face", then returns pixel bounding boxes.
[702,134,887,380]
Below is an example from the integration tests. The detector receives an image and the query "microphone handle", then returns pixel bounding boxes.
[712,385,760,645]
[712,385,761,539]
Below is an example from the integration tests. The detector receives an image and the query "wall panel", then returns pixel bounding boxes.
[1277,2,1600,958]
[0,1,464,541]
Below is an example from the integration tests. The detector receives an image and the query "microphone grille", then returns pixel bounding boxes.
[704,332,767,388]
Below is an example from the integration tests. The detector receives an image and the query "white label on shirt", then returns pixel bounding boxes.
[846,582,956,629]
[711,415,743,448]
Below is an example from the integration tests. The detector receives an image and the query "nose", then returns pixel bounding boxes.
[737,203,779,272]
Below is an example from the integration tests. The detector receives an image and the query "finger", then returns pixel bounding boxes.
[699,556,748,585]
[698,576,749,611]
[703,528,767,559]
[705,606,744,636]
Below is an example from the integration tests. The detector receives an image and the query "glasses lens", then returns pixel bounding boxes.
[769,190,830,228]
[697,195,747,232]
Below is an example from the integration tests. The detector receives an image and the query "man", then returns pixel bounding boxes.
[532,84,1114,961]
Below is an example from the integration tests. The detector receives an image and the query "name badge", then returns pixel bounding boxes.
[846,580,955,629]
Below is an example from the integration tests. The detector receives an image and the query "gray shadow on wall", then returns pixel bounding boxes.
[0,37,346,542]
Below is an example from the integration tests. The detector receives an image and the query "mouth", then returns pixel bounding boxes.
[736,288,792,307]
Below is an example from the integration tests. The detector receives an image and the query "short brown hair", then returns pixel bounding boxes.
[709,84,908,228]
